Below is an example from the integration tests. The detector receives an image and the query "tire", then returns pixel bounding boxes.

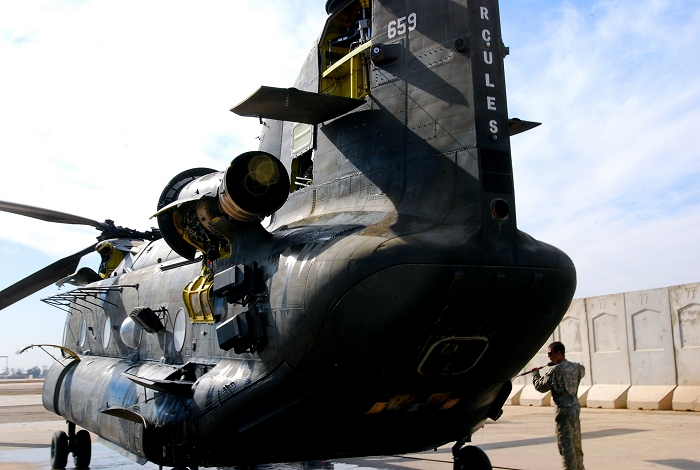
[454,445,492,470]
[73,429,92,468]
[50,430,69,469]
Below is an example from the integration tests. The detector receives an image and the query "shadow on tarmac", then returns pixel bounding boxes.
[648,459,700,470]
[0,442,49,449]
[476,427,648,450]
[383,427,650,454]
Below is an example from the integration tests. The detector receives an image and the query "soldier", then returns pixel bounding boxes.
[531,341,586,470]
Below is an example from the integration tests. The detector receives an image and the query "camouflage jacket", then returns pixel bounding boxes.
[533,359,585,408]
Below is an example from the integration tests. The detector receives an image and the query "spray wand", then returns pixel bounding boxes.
[514,362,554,378]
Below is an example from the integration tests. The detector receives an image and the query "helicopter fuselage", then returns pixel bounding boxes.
[42,0,576,467]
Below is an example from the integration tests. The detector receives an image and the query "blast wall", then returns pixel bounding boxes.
[512,282,700,411]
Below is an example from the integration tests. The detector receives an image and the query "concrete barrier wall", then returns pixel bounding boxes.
[669,282,700,411]
[586,293,631,408]
[513,282,700,411]
[624,288,676,410]
[515,335,554,407]
[555,298,592,405]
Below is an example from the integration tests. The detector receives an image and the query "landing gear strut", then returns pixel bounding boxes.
[50,422,91,469]
[453,438,492,470]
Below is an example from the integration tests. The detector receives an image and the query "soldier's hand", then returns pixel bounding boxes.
[530,367,539,373]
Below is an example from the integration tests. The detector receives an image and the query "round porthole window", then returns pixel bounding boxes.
[102,316,112,349]
[79,319,87,348]
[120,317,142,349]
[173,308,187,353]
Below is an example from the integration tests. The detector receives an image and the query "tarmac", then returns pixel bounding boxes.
[1,381,699,470]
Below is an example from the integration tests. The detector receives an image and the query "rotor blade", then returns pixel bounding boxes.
[0,200,107,230]
[17,344,81,361]
[0,244,97,311]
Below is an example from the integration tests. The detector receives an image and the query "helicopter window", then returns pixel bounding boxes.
[120,317,142,349]
[320,0,371,100]
[79,319,87,348]
[292,123,314,155]
[173,308,187,353]
[290,122,314,193]
[102,316,112,349]
[290,150,313,193]
[97,242,124,279]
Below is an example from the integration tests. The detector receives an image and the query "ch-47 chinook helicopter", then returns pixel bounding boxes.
[0,0,575,469]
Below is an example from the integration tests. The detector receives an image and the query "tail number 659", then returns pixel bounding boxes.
[388,13,417,39]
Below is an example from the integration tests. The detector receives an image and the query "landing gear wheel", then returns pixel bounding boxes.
[73,429,92,468]
[454,445,492,470]
[50,430,69,469]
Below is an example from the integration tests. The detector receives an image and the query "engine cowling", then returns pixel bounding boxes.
[155,151,290,260]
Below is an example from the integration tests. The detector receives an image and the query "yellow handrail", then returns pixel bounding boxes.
[322,40,373,78]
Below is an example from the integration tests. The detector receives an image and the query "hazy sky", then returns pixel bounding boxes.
[1,0,699,369]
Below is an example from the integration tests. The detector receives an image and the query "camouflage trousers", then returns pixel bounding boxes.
[555,405,584,470]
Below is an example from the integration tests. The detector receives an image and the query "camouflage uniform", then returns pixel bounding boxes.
[533,359,586,470]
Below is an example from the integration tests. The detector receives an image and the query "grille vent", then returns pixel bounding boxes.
[480,149,514,194]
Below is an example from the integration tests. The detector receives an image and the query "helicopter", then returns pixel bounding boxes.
[0,0,575,469]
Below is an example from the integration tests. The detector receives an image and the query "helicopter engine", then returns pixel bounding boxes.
[155,151,290,261]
